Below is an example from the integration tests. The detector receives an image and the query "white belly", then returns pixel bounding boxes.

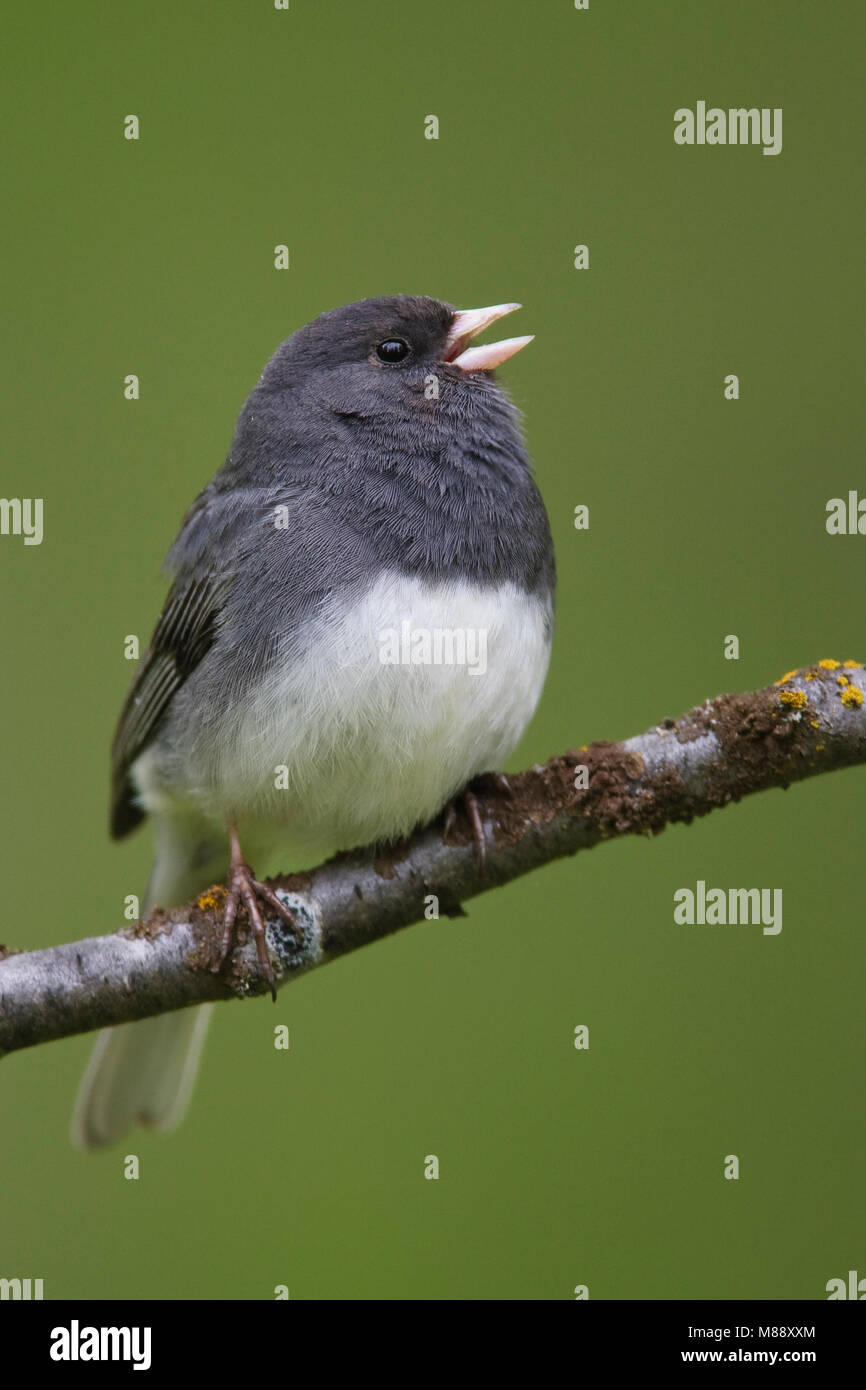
[138,573,552,869]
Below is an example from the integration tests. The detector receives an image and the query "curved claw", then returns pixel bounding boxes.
[211,825,302,1001]
[442,786,489,874]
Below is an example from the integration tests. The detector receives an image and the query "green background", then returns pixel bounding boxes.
[1,0,863,1300]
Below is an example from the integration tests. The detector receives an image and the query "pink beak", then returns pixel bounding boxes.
[443,302,534,372]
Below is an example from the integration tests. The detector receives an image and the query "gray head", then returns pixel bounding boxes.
[188,295,553,596]
[259,293,532,402]
[224,296,536,486]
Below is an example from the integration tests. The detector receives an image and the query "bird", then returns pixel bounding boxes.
[71,295,556,1148]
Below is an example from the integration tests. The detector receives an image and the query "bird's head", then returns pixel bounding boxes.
[256,294,533,416]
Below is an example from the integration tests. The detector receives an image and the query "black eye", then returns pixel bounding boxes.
[376,338,410,363]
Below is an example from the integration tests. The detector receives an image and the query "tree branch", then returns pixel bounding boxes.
[2,659,863,1056]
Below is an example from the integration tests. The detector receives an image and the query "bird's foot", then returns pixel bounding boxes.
[443,783,490,873]
[212,827,301,1001]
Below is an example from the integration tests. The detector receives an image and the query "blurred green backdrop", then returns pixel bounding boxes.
[1,0,863,1300]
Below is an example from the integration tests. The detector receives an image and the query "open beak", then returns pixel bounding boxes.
[443,302,534,372]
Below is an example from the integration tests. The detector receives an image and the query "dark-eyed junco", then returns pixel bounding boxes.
[72,295,555,1148]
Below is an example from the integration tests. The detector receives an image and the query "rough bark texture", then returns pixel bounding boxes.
[1,659,863,1056]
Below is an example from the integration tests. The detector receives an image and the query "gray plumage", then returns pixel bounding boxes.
[77,294,555,1149]
[111,295,554,839]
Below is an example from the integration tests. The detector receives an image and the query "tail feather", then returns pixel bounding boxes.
[71,815,228,1150]
[71,1006,213,1150]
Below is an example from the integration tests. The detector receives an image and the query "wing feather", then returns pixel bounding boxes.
[109,574,229,839]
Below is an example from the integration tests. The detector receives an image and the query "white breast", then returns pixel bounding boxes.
[140,573,552,868]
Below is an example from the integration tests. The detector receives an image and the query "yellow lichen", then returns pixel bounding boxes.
[779,690,808,710]
[818,658,841,670]
[843,659,862,668]
[837,675,850,686]
[774,668,799,686]
[841,686,864,709]
[197,887,227,910]
[810,719,819,728]
[805,673,816,681]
